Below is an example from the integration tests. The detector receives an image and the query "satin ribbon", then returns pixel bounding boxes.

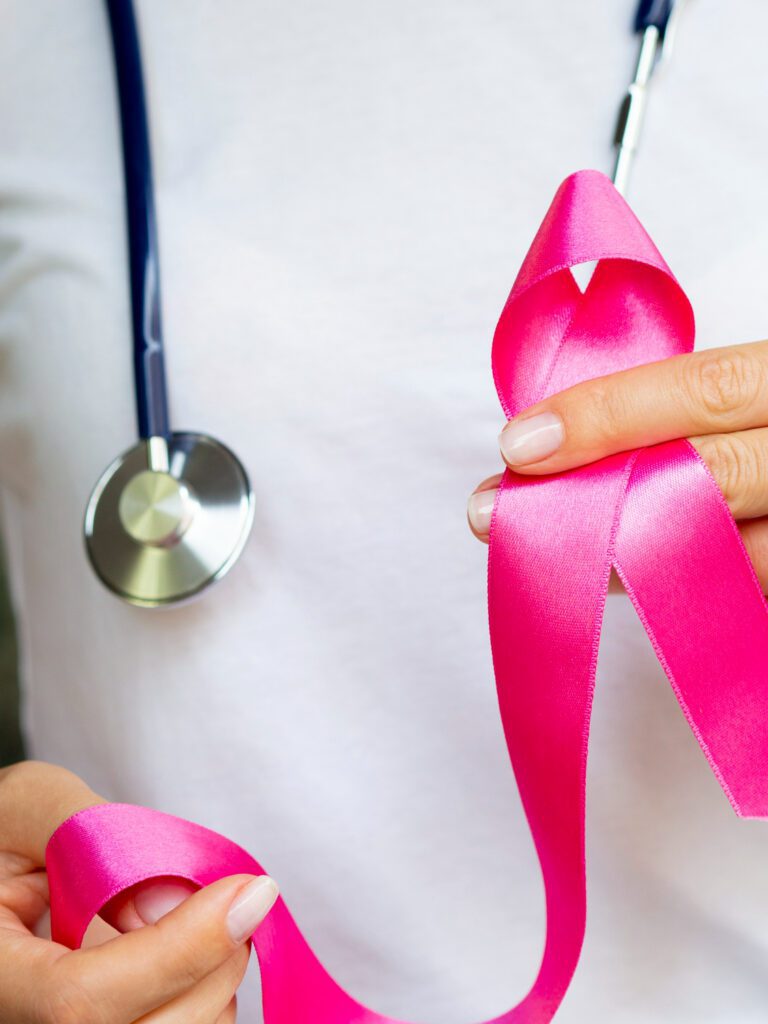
[47,170,768,1021]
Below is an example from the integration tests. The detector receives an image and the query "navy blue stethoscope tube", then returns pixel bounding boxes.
[634,0,675,37]
[102,0,674,446]
[104,0,169,441]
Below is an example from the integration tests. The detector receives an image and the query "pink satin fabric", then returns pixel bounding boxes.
[46,170,768,1022]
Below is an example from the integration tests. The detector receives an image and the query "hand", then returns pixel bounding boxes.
[468,340,768,592]
[0,761,278,1023]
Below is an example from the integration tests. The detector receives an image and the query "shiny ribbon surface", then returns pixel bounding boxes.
[47,171,768,1021]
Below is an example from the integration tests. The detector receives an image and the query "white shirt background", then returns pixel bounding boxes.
[2,2,768,1021]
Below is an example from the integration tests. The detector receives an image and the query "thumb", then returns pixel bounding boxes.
[100,876,200,932]
[65,873,279,1023]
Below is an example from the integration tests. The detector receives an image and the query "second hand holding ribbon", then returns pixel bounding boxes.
[46,171,768,1022]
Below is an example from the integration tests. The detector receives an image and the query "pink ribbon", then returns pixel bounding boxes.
[47,170,768,1021]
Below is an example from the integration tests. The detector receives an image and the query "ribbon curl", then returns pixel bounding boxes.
[47,171,768,1022]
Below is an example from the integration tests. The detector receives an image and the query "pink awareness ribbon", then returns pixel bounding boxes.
[47,170,768,1022]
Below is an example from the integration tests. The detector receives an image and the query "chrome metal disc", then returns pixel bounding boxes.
[85,433,254,607]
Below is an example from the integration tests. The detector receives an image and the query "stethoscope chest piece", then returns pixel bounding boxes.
[85,433,254,607]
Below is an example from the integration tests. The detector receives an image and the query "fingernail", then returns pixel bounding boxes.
[226,876,279,943]
[134,881,195,925]
[499,412,564,466]
[467,488,498,535]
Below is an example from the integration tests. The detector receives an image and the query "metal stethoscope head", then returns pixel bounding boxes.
[85,0,254,607]
[85,433,254,608]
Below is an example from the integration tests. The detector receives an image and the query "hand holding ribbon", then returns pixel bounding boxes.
[46,171,768,1022]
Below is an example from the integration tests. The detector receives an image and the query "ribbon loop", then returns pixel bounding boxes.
[46,170,768,1022]
[493,170,694,416]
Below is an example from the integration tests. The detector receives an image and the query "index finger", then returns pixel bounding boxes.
[0,761,106,865]
[498,340,768,475]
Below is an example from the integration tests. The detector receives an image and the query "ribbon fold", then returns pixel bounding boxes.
[47,170,768,1022]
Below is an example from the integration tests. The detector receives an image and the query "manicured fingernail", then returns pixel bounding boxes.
[134,881,195,925]
[467,488,498,535]
[499,412,564,466]
[226,876,279,943]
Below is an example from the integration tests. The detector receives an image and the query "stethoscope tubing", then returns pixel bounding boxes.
[101,0,675,443]
[86,1,255,607]
[104,0,169,441]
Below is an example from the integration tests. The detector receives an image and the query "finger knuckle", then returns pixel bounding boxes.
[38,972,107,1024]
[740,525,768,593]
[685,351,761,423]
[581,379,630,444]
[170,932,212,989]
[0,759,81,803]
[699,433,760,509]
[0,759,42,794]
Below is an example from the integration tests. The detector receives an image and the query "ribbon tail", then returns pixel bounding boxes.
[487,452,632,1019]
[614,440,768,819]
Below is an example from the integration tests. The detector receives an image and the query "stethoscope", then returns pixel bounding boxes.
[84,0,255,608]
[85,0,678,608]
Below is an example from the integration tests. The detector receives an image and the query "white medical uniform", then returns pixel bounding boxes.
[1,2,768,1020]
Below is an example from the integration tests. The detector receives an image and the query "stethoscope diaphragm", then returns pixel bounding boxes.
[85,433,254,607]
